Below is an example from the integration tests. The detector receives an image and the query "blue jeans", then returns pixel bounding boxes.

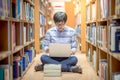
[40,54,78,72]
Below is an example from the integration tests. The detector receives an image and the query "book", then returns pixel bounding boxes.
[24,49,33,63]
[44,64,61,70]
[24,26,26,44]
[44,64,61,77]
[112,72,120,80]
[0,0,3,16]
[12,23,16,51]
[44,73,62,77]
[0,68,4,80]
[44,69,61,73]
[0,65,10,80]
[12,0,16,18]
[115,29,120,52]
[13,60,19,79]
[99,59,108,80]
[110,24,120,52]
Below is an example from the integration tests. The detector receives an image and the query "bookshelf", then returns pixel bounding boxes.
[0,0,36,80]
[85,0,120,80]
[73,0,86,53]
[35,0,53,53]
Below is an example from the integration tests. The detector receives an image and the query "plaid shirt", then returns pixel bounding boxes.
[44,25,77,53]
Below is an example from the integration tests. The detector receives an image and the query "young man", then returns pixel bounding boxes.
[34,12,82,73]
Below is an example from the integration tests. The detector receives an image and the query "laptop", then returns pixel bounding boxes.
[49,43,71,57]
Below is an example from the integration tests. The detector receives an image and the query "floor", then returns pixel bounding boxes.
[21,51,99,80]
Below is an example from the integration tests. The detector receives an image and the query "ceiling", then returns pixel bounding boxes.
[49,0,71,13]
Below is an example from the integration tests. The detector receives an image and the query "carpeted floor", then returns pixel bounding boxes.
[21,51,99,80]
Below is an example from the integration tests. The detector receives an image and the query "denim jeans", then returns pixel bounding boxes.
[40,54,78,72]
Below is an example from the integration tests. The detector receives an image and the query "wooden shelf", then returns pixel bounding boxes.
[0,51,11,61]
[24,40,35,47]
[85,0,120,80]
[97,19,108,22]
[39,10,45,16]
[98,47,108,53]
[13,46,23,54]
[0,17,11,21]
[109,15,120,20]
[40,36,45,40]
[0,0,36,80]
[110,52,120,61]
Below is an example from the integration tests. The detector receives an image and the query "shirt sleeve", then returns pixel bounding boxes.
[71,31,77,53]
[44,31,50,51]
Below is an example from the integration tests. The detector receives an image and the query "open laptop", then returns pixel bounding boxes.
[49,43,71,57]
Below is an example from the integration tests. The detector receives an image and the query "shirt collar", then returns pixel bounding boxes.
[55,25,67,32]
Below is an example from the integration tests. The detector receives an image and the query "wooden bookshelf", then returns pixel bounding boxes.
[0,0,36,80]
[85,0,120,80]
[34,0,53,53]
[73,0,86,53]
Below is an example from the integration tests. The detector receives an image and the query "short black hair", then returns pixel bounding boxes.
[53,12,67,23]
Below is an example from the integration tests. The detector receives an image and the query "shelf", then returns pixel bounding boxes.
[109,15,120,20]
[0,51,11,61]
[97,19,108,22]
[13,45,23,54]
[11,18,21,22]
[0,17,11,21]
[24,40,35,47]
[98,46,108,53]
[23,20,34,24]
[86,21,96,24]
[40,36,45,40]
[86,40,96,47]
[110,52,120,61]
[39,10,46,16]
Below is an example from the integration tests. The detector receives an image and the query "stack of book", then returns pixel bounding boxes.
[44,64,61,77]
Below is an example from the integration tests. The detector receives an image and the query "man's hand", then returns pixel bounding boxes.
[71,51,75,55]
[46,48,49,53]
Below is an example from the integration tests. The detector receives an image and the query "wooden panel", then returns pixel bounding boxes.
[81,0,86,53]
[34,0,40,53]
[0,21,8,51]
[65,0,75,28]
[15,22,21,45]
[112,56,120,72]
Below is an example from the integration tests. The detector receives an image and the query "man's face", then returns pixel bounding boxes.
[56,21,65,32]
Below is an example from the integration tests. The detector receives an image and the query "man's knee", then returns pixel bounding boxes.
[70,56,78,63]
[40,55,49,61]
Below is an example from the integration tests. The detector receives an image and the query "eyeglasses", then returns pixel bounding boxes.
[56,22,65,26]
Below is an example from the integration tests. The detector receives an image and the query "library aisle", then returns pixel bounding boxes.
[21,51,99,80]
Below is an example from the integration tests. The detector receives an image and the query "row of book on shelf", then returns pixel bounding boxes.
[0,0,34,22]
[0,46,36,80]
[87,49,120,80]
[99,59,120,80]
[86,22,120,52]
[110,22,120,53]
[12,22,34,51]
[86,0,120,21]
[40,14,46,25]
[100,0,120,16]
[115,0,120,15]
